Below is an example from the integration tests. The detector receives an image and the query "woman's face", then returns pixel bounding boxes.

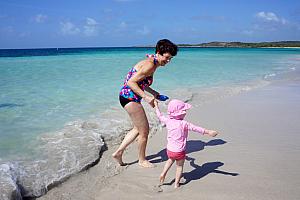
[157,52,173,66]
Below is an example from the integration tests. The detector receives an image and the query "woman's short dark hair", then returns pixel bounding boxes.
[155,39,178,56]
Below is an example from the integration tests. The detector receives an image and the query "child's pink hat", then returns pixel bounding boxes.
[167,99,192,117]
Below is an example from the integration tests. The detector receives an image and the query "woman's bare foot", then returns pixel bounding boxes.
[138,160,155,168]
[112,150,126,166]
[174,183,180,189]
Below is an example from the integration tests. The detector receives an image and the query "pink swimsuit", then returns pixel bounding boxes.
[155,106,205,160]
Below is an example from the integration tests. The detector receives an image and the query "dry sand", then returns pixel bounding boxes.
[38,79,300,200]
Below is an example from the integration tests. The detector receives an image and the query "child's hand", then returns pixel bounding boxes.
[144,95,155,108]
[205,130,219,137]
[154,99,158,108]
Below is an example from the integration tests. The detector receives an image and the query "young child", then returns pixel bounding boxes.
[154,99,219,188]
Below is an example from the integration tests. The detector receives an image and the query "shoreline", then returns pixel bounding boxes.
[35,75,300,200]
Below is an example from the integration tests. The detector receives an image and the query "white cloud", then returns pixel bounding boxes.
[60,21,80,35]
[86,17,98,26]
[255,11,287,25]
[35,14,47,23]
[256,12,279,21]
[83,18,98,36]
[137,26,150,35]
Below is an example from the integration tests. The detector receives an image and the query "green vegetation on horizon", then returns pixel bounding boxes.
[177,41,300,47]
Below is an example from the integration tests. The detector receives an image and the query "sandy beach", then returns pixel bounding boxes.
[36,77,300,200]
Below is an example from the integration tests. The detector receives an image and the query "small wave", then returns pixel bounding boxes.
[0,163,22,200]
[185,79,271,108]
[264,73,277,80]
[0,103,24,109]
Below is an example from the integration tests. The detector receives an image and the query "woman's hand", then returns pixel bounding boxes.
[143,95,155,108]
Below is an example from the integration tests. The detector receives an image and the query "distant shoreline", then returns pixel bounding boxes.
[136,41,300,48]
[175,46,300,48]
[177,41,300,48]
[1,40,300,50]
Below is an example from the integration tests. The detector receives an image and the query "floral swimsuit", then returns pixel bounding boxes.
[119,67,153,103]
[119,54,157,103]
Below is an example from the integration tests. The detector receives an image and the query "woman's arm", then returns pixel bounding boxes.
[127,61,156,106]
[144,86,159,98]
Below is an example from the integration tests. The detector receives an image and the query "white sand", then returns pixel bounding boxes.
[38,80,300,200]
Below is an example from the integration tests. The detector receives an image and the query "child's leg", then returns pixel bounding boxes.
[174,159,185,188]
[160,158,175,184]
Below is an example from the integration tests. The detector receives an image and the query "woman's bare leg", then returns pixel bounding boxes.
[125,102,154,168]
[112,126,138,166]
[174,159,185,188]
[159,158,174,184]
[113,102,153,167]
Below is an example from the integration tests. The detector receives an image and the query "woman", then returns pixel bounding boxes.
[113,39,178,168]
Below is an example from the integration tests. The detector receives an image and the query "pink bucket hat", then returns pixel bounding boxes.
[167,99,192,117]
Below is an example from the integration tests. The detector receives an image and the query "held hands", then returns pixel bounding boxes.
[153,99,158,108]
[143,95,155,108]
[205,129,219,137]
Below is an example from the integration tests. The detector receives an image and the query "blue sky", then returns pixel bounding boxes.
[0,0,300,49]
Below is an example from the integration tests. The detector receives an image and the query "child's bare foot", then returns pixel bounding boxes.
[206,130,219,137]
[138,160,155,168]
[153,184,163,193]
[112,151,126,166]
[179,177,186,184]
[174,183,180,189]
[159,174,166,185]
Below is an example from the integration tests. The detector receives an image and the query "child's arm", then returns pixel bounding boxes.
[186,122,219,137]
[186,122,205,135]
[154,100,167,124]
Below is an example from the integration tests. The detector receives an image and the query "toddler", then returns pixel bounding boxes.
[154,99,219,188]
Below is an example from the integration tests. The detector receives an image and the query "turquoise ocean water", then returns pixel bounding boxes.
[0,47,300,197]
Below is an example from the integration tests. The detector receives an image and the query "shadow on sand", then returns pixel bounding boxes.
[147,139,227,164]
[181,156,239,185]
[126,139,226,166]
